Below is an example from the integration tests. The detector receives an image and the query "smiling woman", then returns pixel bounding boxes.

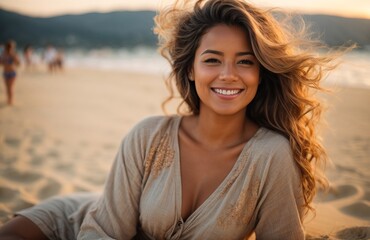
[0,0,349,239]
[191,25,260,117]
[154,0,349,237]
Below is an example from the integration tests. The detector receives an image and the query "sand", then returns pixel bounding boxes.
[0,66,369,239]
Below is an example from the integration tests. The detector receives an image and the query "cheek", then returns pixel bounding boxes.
[194,65,215,81]
[243,72,260,86]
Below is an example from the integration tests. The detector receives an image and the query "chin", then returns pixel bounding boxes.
[213,108,247,117]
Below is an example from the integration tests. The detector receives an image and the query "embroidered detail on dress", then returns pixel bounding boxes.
[217,178,260,227]
[217,159,259,227]
[144,133,175,177]
[220,148,251,196]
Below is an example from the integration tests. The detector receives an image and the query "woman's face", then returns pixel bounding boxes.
[192,24,260,117]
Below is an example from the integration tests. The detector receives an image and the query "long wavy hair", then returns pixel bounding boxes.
[154,0,348,214]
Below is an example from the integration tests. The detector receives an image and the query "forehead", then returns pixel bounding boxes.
[197,24,251,52]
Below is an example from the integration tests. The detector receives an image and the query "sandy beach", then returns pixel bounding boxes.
[0,66,369,239]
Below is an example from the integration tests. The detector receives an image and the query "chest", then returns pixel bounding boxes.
[179,139,245,221]
[138,129,261,240]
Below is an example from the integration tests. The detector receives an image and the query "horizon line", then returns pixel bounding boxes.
[1,6,370,20]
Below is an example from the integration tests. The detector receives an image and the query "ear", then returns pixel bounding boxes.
[188,69,194,81]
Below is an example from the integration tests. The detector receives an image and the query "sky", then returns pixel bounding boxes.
[0,0,370,19]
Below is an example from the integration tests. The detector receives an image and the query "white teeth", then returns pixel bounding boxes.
[214,88,241,96]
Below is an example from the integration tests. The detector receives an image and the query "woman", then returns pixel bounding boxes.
[1,40,20,105]
[0,0,341,239]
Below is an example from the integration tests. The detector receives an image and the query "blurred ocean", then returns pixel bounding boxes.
[27,47,370,89]
[325,51,370,89]
[64,47,171,75]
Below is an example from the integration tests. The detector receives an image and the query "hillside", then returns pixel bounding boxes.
[302,14,370,47]
[0,10,156,48]
[0,9,369,49]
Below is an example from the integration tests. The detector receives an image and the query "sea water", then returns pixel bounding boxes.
[325,51,370,89]
[28,47,370,89]
[64,47,170,75]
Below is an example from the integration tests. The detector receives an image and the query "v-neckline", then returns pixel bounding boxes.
[172,115,263,224]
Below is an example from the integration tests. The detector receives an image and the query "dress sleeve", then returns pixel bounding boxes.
[254,139,305,240]
[77,122,147,239]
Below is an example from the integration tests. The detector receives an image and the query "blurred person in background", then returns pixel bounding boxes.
[54,48,64,72]
[23,44,36,71]
[43,44,57,73]
[0,40,20,105]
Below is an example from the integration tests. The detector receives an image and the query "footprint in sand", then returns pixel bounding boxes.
[335,226,370,240]
[317,184,359,202]
[340,201,370,221]
[82,174,107,186]
[27,147,35,155]
[4,137,21,149]
[1,156,17,165]
[46,148,60,159]
[320,185,370,221]
[0,187,20,226]
[30,133,43,145]
[1,168,41,183]
[30,155,44,166]
[55,161,73,171]
[336,164,361,175]
[0,186,19,202]
[73,185,90,193]
[0,179,34,217]
[0,208,13,225]
[305,234,332,240]
[37,178,62,199]
[364,191,370,201]
[11,198,34,212]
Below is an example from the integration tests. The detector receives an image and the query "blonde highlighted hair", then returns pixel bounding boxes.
[154,0,349,214]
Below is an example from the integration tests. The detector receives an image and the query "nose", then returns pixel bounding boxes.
[219,62,238,82]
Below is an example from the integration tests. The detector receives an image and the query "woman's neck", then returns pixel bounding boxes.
[183,110,257,150]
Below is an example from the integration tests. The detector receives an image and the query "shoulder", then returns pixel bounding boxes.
[252,128,302,198]
[252,128,298,176]
[121,115,180,149]
[117,115,180,176]
[254,127,291,158]
[129,115,180,136]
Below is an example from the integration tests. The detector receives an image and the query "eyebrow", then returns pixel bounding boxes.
[200,49,254,56]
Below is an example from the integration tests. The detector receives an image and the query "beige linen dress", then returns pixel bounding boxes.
[18,115,305,240]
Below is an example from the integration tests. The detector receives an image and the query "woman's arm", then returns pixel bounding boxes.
[77,123,147,239]
[254,140,305,240]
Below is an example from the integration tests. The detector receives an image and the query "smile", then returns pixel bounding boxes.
[212,88,243,96]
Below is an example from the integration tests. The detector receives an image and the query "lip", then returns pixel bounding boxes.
[211,87,244,99]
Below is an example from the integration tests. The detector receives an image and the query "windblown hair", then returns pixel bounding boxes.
[154,0,348,214]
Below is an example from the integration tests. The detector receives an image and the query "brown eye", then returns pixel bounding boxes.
[204,58,221,64]
[238,59,254,65]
